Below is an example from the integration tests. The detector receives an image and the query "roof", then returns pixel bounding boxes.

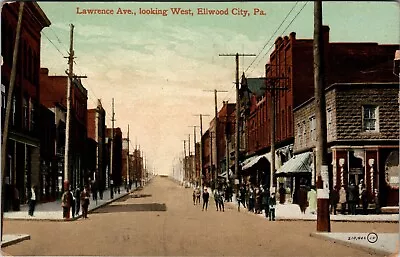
[275,152,312,176]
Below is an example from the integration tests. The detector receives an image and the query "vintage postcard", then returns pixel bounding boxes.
[1,1,399,256]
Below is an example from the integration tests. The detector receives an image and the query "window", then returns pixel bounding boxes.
[12,95,16,126]
[363,105,379,132]
[309,116,316,141]
[327,108,332,135]
[297,123,302,144]
[1,84,5,110]
[30,102,35,132]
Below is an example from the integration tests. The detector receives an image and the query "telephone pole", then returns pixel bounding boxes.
[110,98,115,199]
[188,125,199,186]
[63,24,86,190]
[262,75,288,193]
[219,53,256,202]
[187,134,191,185]
[203,89,228,187]
[193,114,210,189]
[183,140,187,183]
[126,124,130,192]
[314,0,330,232]
[1,2,24,242]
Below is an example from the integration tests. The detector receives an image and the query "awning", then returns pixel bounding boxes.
[275,152,312,176]
[242,153,270,171]
[219,169,233,178]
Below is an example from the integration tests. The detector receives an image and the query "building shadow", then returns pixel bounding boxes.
[92,203,167,214]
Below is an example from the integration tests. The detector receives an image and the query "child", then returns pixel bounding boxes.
[269,192,276,221]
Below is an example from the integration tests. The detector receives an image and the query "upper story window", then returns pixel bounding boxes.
[363,105,379,132]
[297,122,302,144]
[309,116,316,141]
[23,97,29,130]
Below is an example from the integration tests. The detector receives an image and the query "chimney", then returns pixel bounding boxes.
[322,25,330,44]
[275,36,283,47]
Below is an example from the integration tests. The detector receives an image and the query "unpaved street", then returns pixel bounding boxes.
[3,176,398,256]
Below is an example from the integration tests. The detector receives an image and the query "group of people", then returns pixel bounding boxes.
[330,179,380,215]
[237,185,276,221]
[61,185,91,219]
[192,186,225,212]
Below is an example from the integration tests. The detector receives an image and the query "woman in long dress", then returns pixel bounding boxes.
[307,186,317,214]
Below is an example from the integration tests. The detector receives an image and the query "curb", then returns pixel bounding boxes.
[309,232,394,256]
[276,218,398,223]
[1,234,30,248]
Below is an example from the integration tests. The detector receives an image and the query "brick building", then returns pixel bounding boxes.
[241,26,398,190]
[201,129,212,186]
[106,127,123,188]
[40,68,88,190]
[293,82,399,207]
[1,2,50,209]
[87,100,106,191]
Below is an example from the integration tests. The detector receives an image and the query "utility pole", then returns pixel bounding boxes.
[63,24,86,190]
[126,124,130,192]
[1,2,24,242]
[203,89,228,188]
[187,134,191,185]
[188,125,199,186]
[262,75,288,193]
[193,114,210,190]
[219,53,256,203]
[314,0,330,232]
[110,98,115,199]
[183,140,187,184]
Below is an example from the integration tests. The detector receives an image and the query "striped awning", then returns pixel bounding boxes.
[275,152,312,176]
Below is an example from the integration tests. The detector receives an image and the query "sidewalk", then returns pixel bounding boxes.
[225,195,399,222]
[310,232,399,256]
[4,185,133,221]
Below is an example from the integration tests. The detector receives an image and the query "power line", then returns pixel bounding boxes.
[245,2,299,73]
[41,31,65,57]
[249,2,309,75]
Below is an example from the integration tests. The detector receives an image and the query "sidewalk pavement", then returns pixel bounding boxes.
[310,232,399,256]
[4,185,138,221]
[2,182,154,248]
[225,195,399,222]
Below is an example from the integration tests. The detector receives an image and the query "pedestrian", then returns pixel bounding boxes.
[255,187,262,214]
[28,185,37,216]
[279,184,286,204]
[347,181,358,215]
[202,188,209,211]
[213,188,220,211]
[217,188,225,212]
[307,186,317,214]
[81,185,91,219]
[61,187,72,219]
[195,187,201,205]
[193,188,197,205]
[374,189,381,214]
[248,186,255,213]
[75,186,81,216]
[339,185,347,215]
[298,184,308,214]
[269,192,276,221]
[240,185,247,208]
[262,187,270,218]
[13,186,20,211]
[70,187,75,218]
[361,185,368,215]
[330,185,339,215]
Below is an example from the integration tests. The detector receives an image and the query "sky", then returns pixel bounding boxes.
[37,1,399,176]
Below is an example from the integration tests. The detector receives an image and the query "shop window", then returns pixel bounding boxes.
[362,105,379,132]
[385,150,399,189]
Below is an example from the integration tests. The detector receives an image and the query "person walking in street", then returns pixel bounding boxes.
[330,185,339,215]
[28,185,37,216]
[269,192,276,221]
[75,186,81,216]
[81,185,91,219]
[61,187,72,219]
[348,181,358,215]
[240,185,246,208]
[339,185,347,214]
[279,184,286,204]
[213,188,220,211]
[255,187,262,214]
[307,186,317,214]
[193,188,197,205]
[202,188,209,211]
[361,185,368,215]
[195,187,201,205]
[248,186,255,213]
[217,188,225,212]
[262,187,270,218]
